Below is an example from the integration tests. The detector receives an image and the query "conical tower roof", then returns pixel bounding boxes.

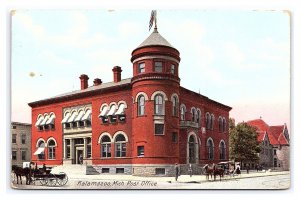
[136,28,174,49]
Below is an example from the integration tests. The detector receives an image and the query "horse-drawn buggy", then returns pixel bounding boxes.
[12,162,68,187]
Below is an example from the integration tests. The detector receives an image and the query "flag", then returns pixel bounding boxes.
[149,10,157,31]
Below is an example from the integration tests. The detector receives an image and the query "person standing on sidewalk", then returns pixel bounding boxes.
[175,163,180,181]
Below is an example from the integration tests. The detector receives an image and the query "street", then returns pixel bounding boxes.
[11,171,290,190]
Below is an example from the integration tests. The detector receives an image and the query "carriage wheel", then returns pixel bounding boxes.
[56,172,68,186]
[46,177,57,187]
[40,178,48,186]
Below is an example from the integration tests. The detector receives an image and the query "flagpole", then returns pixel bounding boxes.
[154,10,157,30]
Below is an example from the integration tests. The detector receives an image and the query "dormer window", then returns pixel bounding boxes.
[154,61,163,72]
[138,62,145,74]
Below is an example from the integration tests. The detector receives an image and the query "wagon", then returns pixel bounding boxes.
[31,171,68,187]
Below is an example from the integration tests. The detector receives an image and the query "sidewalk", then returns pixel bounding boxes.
[66,170,290,183]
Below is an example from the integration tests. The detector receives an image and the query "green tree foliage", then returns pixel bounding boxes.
[229,121,260,164]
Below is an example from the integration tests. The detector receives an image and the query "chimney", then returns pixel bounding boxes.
[93,78,102,86]
[79,74,89,90]
[112,66,122,83]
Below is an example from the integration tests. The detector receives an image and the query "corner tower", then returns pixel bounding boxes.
[131,27,181,176]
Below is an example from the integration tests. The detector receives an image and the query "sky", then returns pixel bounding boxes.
[11,10,290,129]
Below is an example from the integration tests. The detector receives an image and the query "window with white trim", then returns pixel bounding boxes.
[12,134,17,144]
[154,94,164,115]
[115,134,126,157]
[180,105,186,120]
[38,141,45,160]
[154,61,163,72]
[48,140,56,160]
[138,95,145,116]
[172,96,178,116]
[138,62,145,74]
[137,146,144,157]
[12,151,17,160]
[155,123,164,135]
[101,136,111,158]
[21,150,26,161]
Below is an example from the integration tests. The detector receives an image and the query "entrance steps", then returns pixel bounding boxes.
[51,164,87,176]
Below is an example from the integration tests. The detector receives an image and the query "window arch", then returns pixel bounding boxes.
[47,139,56,160]
[191,107,196,122]
[196,109,201,126]
[114,134,126,157]
[100,135,112,158]
[36,139,46,160]
[150,91,168,101]
[137,95,145,116]
[219,140,226,160]
[218,117,223,132]
[172,95,178,116]
[205,112,211,130]
[154,94,164,115]
[210,114,215,130]
[180,104,186,121]
[223,117,226,132]
[207,138,214,160]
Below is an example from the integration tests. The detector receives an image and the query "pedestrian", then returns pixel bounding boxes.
[188,164,193,177]
[175,163,180,181]
[236,164,241,175]
[255,164,259,172]
[246,164,250,174]
[42,163,47,174]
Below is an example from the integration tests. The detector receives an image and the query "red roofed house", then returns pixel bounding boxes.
[28,26,232,176]
[247,118,290,171]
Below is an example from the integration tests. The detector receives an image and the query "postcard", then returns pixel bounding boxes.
[10,10,290,190]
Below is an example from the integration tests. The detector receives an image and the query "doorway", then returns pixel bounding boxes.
[76,149,83,164]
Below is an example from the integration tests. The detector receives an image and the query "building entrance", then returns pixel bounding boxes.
[76,148,83,164]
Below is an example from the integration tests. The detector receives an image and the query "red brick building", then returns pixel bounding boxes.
[247,118,290,170]
[29,27,231,176]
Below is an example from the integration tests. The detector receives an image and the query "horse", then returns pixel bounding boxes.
[203,164,214,180]
[213,167,224,181]
[11,165,32,185]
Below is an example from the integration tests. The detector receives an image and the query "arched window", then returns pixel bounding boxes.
[191,108,196,122]
[172,96,178,116]
[180,105,186,121]
[205,113,211,130]
[219,141,226,160]
[196,109,201,125]
[115,134,126,157]
[223,118,226,132]
[37,140,45,160]
[137,95,145,116]
[210,114,215,130]
[154,94,164,115]
[218,117,223,132]
[48,140,56,160]
[207,138,214,160]
[188,135,196,163]
[101,135,111,158]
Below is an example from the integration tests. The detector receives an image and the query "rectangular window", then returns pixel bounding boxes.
[85,120,91,127]
[72,122,77,128]
[172,132,178,143]
[102,168,110,173]
[115,143,126,157]
[21,134,26,144]
[170,64,175,74]
[38,126,43,131]
[12,151,17,160]
[138,62,145,73]
[101,144,111,158]
[65,123,71,129]
[12,126,16,129]
[21,150,26,160]
[137,146,144,156]
[116,168,125,174]
[87,138,92,158]
[273,149,276,155]
[155,168,165,175]
[154,61,163,72]
[66,139,70,158]
[155,124,164,135]
[12,134,17,144]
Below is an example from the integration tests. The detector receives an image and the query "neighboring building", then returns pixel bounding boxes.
[247,118,290,170]
[11,122,32,167]
[28,27,231,176]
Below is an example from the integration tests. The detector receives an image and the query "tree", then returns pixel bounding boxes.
[229,121,260,167]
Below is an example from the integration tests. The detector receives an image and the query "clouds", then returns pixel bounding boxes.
[11,10,290,127]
